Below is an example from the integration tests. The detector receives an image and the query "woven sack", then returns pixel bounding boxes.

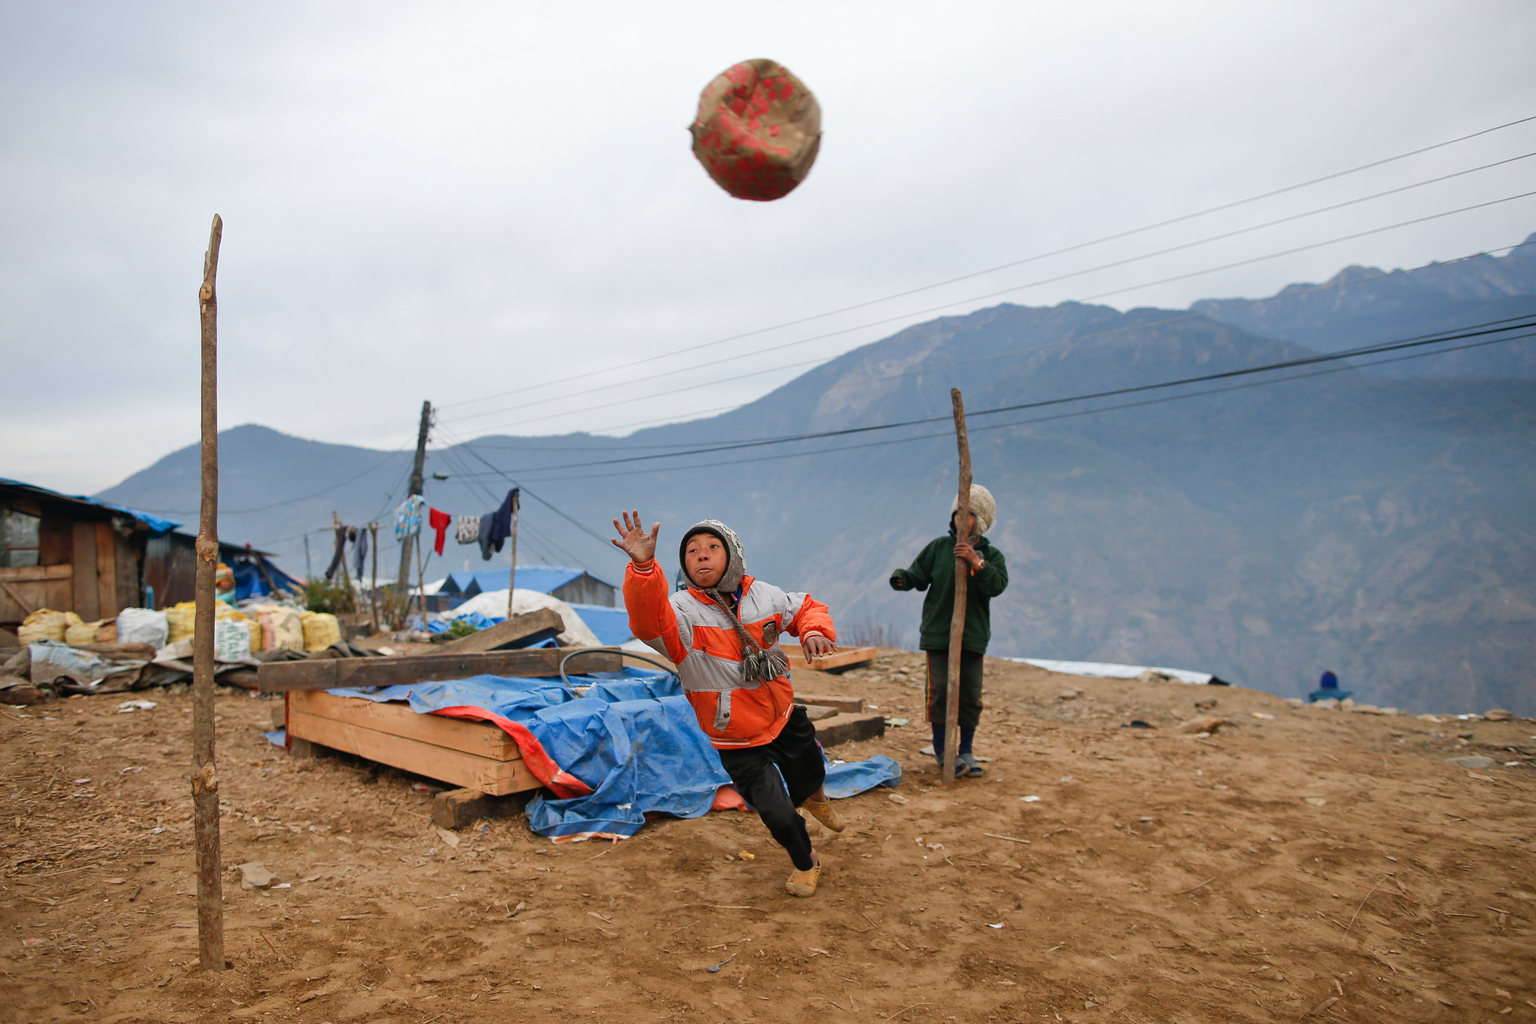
[258,607,304,652]
[116,608,168,648]
[691,59,821,201]
[213,618,251,662]
[18,609,72,645]
[166,602,197,644]
[65,620,104,646]
[300,611,341,653]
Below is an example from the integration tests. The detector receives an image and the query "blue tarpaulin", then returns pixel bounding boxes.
[329,667,901,840]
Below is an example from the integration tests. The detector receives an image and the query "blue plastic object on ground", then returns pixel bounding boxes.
[329,666,901,841]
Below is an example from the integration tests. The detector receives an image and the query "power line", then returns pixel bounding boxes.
[132,445,410,516]
[432,423,616,554]
[441,313,1536,477]
[454,241,1524,447]
[448,190,1536,438]
[491,327,1536,485]
[437,112,1536,415]
[443,152,1536,427]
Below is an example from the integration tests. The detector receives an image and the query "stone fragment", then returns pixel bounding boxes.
[1445,755,1495,769]
[1485,709,1513,721]
[238,862,277,890]
[1176,715,1227,735]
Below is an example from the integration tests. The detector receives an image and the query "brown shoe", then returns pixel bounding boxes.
[786,862,823,897]
[802,798,846,833]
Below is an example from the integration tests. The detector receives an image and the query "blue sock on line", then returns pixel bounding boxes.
[960,727,976,756]
[931,722,946,759]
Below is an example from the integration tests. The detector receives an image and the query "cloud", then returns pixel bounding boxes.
[2,1,1534,492]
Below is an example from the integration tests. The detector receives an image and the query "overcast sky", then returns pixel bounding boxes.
[3,1,1534,495]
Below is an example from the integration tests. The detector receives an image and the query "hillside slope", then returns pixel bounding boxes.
[97,287,1536,716]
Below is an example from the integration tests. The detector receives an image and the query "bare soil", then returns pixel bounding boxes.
[2,652,1534,1023]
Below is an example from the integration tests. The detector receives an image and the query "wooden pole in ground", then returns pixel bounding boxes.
[506,490,520,621]
[192,214,226,968]
[944,387,972,786]
[369,523,380,634]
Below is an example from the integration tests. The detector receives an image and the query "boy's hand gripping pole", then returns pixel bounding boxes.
[945,388,971,785]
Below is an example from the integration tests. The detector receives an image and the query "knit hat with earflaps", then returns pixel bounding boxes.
[679,519,746,594]
[950,484,997,536]
[679,519,786,684]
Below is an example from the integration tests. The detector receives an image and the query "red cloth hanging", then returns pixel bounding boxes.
[428,507,451,556]
[690,59,821,202]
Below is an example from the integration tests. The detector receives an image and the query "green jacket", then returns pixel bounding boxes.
[890,532,1008,653]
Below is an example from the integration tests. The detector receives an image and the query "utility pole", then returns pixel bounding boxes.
[369,523,380,634]
[192,214,225,968]
[396,401,432,615]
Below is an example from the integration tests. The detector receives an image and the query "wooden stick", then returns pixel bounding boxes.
[1171,877,1214,895]
[192,214,225,970]
[944,388,971,785]
[983,832,1030,845]
[507,490,519,621]
[369,523,380,634]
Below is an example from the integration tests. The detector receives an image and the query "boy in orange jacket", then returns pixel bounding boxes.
[613,510,845,897]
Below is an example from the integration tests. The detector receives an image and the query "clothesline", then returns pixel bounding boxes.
[392,487,521,561]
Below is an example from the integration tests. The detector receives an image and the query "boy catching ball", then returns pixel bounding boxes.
[615,510,844,897]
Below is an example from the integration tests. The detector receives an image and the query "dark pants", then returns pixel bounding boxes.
[925,649,984,729]
[717,705,826,871]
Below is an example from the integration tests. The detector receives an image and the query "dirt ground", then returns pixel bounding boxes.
[2,651,1534,1024]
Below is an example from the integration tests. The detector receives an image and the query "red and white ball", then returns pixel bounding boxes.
[690,59,821,202]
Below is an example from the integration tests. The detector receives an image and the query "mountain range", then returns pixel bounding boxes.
[96,235,1536,716]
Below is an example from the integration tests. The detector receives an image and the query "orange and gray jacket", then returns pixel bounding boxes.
[624,561,835,749]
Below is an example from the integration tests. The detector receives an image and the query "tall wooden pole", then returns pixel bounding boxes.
[506,491,520,621]
[396,401,432,609]
[944,388,972,785]
[192,215,226,968]
[369,523,380,634]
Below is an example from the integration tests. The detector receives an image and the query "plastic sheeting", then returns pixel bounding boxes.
[1012,658,1215,685]
[330,668,901,841]
[445,589,603,647]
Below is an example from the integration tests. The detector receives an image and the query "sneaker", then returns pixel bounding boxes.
[958,752,984,778]
[802,798,846,833]
[786,862,822,897]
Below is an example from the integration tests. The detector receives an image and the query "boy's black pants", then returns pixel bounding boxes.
[717,705,825,871]
[924,648,984,728]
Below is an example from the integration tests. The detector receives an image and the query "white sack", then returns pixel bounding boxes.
[447,589,603,648]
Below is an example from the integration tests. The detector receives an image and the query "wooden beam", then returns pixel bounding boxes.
[783,643,877,673]
[431,787,533,830]
[433,607,563,654]
[286,710,541,795]
[813,711,886,748]
[257,646,620,692]
[70,522,100,621]
[94,523,116,621]
[794,693,865,713]
[289,689,524,759]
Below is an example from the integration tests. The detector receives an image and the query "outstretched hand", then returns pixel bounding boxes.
[611,509,660,565]
[802,634,837,660]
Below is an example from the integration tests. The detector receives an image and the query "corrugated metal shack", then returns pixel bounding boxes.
[0,477,300,632]
[0,478,179,629]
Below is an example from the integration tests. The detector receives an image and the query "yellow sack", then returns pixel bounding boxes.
[18,609,71,645]
[300,611,341,652]
[166,601,197,644]
[65,620,104,646]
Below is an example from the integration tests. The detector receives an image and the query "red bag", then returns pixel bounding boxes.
[690,59,821,202]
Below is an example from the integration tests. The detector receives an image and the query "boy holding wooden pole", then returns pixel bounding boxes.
[890,484,1008,778]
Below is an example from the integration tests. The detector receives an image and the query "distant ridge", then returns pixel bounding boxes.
[96,242,1536,716]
